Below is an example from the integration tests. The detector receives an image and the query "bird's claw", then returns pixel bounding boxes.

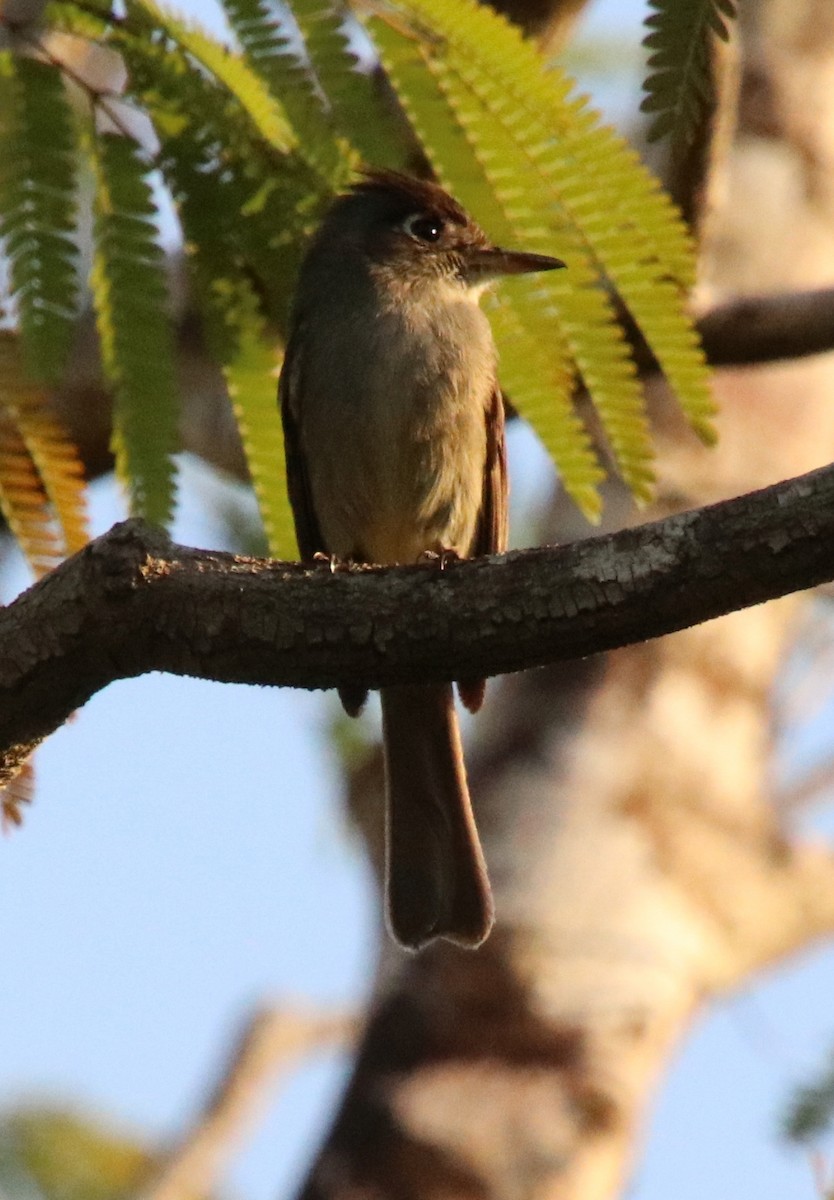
[313,551,339,574]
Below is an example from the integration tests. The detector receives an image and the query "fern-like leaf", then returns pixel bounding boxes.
[87,131,179,527]
[488,292,604,516]
[641,0,737,149]
[115,18,333,332]
[219,279,294,557]
[369,17,605,515]
[0,382,61,577]
[126,0,325,173]
[292,0,405,168]
[368,0,716,510]
[115,23,316,543]
[0,332,87,557]
[0,416,62,576]
[0,332,88,573]
[434,56,655,499]
[0,55,78,384]
[221,0,349,182]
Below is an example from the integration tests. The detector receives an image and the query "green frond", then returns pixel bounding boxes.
[540,105,715,440]
[367,0,716,510]
[120,35,257,300]
[641,0,738,150]
[380,0,697,283]
[87,131,179,527]
[292,0,405,168]
[366,19,494,206]
[125,0,297,155]
[221,0,350,182]
[0,332,88,558]
[219,282,294,557]
[117,23,333,332]
[369,17,607,512]
[488,291,604,517]
[369,6,651,508]
[86,27,299,540]
[0,55,79,384]
[431,53,656,501]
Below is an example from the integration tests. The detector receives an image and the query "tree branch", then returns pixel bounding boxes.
[620,286,834,374]
[698,286,834,367]
[4,459,834,768]
[139,1006,356,1200]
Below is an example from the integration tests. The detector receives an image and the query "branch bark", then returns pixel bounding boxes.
[4,459,834,772]
[697,286,834,367]
[613,286,834,379]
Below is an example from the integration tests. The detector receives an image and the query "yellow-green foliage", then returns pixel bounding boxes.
[221,0,353,180]
[367,0,714,514]
[127,0,299,155]
[220,278,297,556]
[0,1106,153,1200]
[0,0,717,555]
[0,332,87,576]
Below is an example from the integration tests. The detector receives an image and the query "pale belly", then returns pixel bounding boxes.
[309,379,489,564]
[300,291,496,565]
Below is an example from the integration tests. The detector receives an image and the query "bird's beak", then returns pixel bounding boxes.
[466,247,566,282]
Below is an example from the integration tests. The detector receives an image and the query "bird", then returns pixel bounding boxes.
[279,169,564,950]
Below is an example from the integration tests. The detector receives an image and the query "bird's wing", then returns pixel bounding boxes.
[458,386,508,715]
[278,326,326,561]
[472,385,509,558]
[280,332,368,716]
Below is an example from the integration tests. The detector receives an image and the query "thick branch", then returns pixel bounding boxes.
[620,286,834,374]
[697,286,834,366]
[3,460,834,762]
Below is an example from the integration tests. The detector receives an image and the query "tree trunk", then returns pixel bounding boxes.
[298,2,834,1197]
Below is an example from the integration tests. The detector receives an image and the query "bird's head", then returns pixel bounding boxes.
[317,170,565,296]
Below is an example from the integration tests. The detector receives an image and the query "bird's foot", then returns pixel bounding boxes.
[312,551,354,574]
[419,547,460,571]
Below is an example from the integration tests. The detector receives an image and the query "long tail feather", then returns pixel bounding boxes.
[381,683,493,950]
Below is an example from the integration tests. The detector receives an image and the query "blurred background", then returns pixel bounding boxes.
[4,1,834,1198]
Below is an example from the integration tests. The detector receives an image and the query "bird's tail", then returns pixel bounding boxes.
[381,683,493,950]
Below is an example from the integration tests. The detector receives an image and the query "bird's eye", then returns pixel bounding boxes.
[403,213,444,243]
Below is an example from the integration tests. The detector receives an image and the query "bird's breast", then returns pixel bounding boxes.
[301,291,497,564]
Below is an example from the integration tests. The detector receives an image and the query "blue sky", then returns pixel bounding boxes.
[3,1,834,1198]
